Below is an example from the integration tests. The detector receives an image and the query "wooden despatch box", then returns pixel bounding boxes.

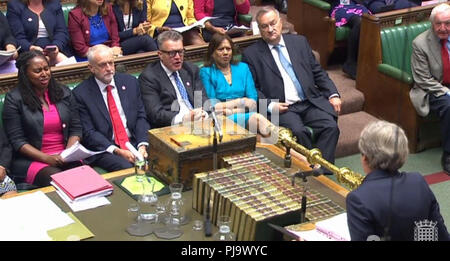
[148,117,257,189]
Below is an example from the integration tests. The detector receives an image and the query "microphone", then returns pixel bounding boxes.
[291,168,322,186]
[210,107,223,142]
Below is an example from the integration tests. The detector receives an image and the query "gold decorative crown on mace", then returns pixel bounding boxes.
[270,125,364,190]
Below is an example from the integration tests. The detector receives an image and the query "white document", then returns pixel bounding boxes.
[172,16,217,33]
[226,25,250,35]
[0,191,74,241]
[287,213,350,241]
[251,21,260,36]
[125,141,144,162]
[55,188,111,212]
[55,56,77,67]
[60,141,105,162]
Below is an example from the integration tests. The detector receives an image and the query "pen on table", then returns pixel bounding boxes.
[170,137,183,147]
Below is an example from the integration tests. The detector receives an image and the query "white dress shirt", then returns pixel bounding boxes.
[160,62,192,125]
[266,36,338,113]
[95,77,148,153]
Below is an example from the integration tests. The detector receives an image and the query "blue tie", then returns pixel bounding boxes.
[274,45,306,100]
[172,72,193,109]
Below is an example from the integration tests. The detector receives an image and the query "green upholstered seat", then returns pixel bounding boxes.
[378,21,431,84]
[62,3,76,26]
[335,26,350,41]
[304,0,330,10]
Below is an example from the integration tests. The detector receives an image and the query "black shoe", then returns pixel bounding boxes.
[441,152,450,175]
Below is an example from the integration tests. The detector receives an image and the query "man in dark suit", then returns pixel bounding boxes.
[139,31,208,128]
[73,44,150,172]
[242,7,341,166]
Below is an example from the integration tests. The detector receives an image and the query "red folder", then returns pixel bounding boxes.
[51,165,113,201]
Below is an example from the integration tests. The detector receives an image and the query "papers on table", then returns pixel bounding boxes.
[60,141,105,162]
[54,187,111,212]
[51,165,113,212]
[172,16,217,33]
[287,213,351,241]
[0,191,74,241]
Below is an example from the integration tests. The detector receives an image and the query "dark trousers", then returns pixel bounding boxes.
[85,152,134,172]
[121,35,157,55]
[429,94,450,153]
[278,100,339,163]
[343,16,361,79]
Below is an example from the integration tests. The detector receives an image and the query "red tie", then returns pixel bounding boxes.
[441,39,450,85]
[106,85,129,149]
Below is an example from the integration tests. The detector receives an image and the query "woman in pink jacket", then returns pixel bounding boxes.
[194,0,249,41]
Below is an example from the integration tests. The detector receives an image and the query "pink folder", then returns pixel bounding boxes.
[51,165,113,201]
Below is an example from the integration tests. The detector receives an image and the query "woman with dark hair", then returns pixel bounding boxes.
[146,0,205,46]
[2,50,83,187]
[194,0,250,42]
[111,0,157,54]
[6,0,71,65]
[200,33,274,138]
[68,0,122,61]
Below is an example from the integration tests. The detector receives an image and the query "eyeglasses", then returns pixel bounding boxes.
[259,18,280,31]
[160,49,185,58]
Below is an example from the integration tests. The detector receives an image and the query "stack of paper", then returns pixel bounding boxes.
[51,165,113,212]
[173,16,217,33]
[287,213,351,241]
[0,191,74,240]
[60,141,105,162]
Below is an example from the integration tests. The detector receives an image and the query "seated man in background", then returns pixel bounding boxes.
[410,3,450,175]
[0,126,16,198]
[73,44,150,172]
[347,120,449,241]
[242,7,340,169]
[139,31,208,128]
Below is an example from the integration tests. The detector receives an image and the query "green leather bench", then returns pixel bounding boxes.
[363,21,441,152]
[377,21,430,84]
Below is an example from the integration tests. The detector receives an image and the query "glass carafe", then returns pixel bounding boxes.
[165,183,184,235]
[213,216,236,241]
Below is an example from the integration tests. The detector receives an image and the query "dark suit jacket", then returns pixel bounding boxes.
[68,4,120,57]
[2,85,82,181]
[73,73,150,152]
[138,61,208,128]
[346,169,450,241]
[112,2,147,42]
[6,0,69,52]
[0,126,12,172]
[0,12,16,50]
[242,34,339,117]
